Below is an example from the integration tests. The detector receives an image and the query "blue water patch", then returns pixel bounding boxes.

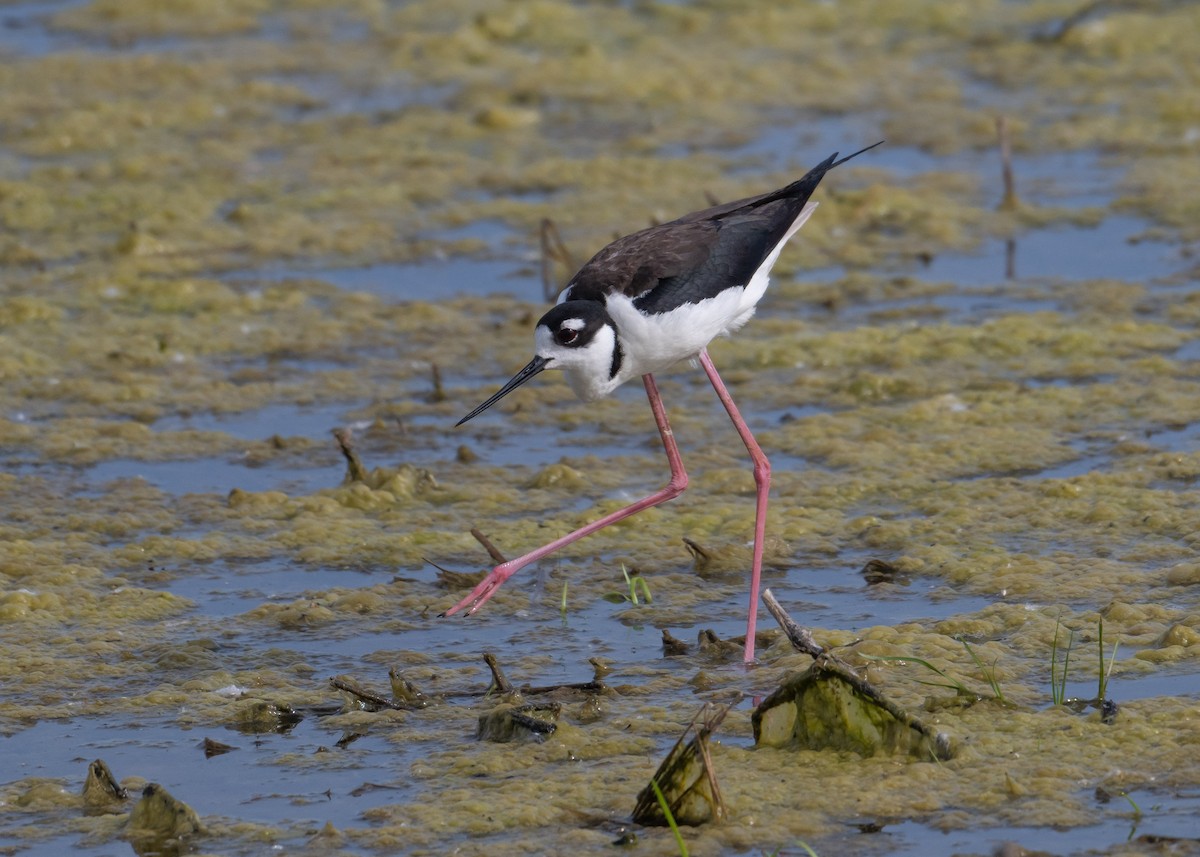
[804,793,1200,857]
[723,118,1124,208]
[233,255,537,302]
[88,457,337,496]
[166,558,379,618]
[0,716,404,856]
[1059,667,1200,706]
[923,215,1177,286]
[0,0,88,57]
[154,402,353,441]
[785,213,1181,327]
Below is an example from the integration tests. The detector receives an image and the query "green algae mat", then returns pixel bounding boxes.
[2,1,1199,855]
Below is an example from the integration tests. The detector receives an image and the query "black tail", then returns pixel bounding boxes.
[746,139,884,213]
[832,140,885,169]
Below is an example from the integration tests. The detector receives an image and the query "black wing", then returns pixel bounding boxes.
[561,143,881,314]
[632,151,841,314]
[630,212,794,314]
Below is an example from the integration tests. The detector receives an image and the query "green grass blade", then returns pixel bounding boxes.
[1051,617,1076,706]
[1101,639,1119,701]
[1120,790,1141,818]
[860,653,973,696]
[1097,617,1119,701]
[963,641,1006,704]
[650,778,688,857]
[620,564,636,604]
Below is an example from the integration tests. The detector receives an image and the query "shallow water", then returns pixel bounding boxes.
[2,1,1200,856]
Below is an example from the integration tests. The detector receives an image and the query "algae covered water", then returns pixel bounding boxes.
[2,1,1200,855]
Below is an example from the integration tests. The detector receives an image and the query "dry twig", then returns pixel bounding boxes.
[332,428,368,483]
[483,652,514,694]
[540,217,575,302]
[329,676,419,710]
[470,528,508,564]
[762,588,825,659]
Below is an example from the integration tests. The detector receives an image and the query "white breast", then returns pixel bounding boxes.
[604,201,819,379]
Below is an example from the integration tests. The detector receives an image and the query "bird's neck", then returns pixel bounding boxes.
[560,324,628,403]
[562,366,623,403]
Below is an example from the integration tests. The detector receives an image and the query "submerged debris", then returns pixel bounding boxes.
[483,652,515,695]
[228,700,304,734]
[682,535,789,577]
[333,427,368,483]
[434,565,487,590]
[200,738,237,758]
[82,759,128,809]
[860,557,910,586]
[484,651,609,698]
[388,668,433,708]
[696,628,744,660]
[476,702,561,742]
[433,529,511,595]
[661,629,691,656]
[126,783,202,852]
[331,675,423,711]
[632,703,727,827]
[753,657,953,760]
[755,589,952,760]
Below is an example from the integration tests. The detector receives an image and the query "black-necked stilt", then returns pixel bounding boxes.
[447,142,883,662]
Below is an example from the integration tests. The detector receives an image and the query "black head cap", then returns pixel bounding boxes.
[537,301,614,350]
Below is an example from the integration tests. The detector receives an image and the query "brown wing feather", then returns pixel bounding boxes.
[563,220,718,303]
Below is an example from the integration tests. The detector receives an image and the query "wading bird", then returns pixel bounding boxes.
[447,143,881,662]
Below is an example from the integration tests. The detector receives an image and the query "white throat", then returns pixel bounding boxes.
[536,322,623,403]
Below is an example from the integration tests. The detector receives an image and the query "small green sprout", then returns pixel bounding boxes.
[604,564,653,605]
[963,640,1006,705]
[1051,617,1075,706]
[1097,616,1120,701]
[862,653,975,698]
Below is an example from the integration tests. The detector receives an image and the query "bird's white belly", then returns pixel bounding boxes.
[607,284,758,377]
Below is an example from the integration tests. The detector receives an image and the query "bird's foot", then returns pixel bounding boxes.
[439,562,516,617]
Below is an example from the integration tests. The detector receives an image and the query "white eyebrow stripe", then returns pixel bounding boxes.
[561,318,586,331]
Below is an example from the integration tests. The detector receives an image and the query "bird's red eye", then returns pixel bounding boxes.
[556,328,578,345]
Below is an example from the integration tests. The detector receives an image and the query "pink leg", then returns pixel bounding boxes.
[697,348,769,663]
[442,373,688,618]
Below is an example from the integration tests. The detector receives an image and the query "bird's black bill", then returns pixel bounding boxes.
[455,356,550,427]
